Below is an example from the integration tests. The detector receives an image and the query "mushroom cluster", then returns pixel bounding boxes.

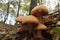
[15,5,49,40]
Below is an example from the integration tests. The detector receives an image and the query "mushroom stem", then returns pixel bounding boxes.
[33,30,43,40]
[37,31,43,38]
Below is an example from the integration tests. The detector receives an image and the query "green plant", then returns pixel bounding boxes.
[50,27,60,40]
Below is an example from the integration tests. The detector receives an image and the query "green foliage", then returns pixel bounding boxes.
[9,7,16,15]
[21,4,30,11]
[50,27,60,35]
[0,3,8,11]
[20,0,30,11]
[24,0,31,3]
[18,0,30,16]
[0,3,2,8]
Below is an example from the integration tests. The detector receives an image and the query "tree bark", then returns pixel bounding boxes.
[15,0,21,25]
[29,0,37,15]
[4,2,9,23]
[17,0,20,17]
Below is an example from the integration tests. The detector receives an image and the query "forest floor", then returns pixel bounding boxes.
[0,22,19,40]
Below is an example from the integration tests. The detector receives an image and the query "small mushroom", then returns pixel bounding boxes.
[31,5,49,17]
[21,15,39,31]
[35,23,47,30]
[15,15,39,31]
[31,5,49,23]
[33,23,47,39]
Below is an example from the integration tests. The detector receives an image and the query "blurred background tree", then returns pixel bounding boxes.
[0,0,60,25]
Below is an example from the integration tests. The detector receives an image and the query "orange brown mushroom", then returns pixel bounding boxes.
[31,5,49,22]
[15,5,52,40]
[35,23,47,30]
[31,5,49,16]
[15,16,48,40]
[16,15,40,31]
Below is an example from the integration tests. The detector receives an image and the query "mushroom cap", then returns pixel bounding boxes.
[31,5,49,17]
[22,15,39,24]
[16,15,39,24]
[35,23,47,30]
[16,16,25,23]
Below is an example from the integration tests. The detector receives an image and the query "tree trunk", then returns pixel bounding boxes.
[4,2,9,23]
[29,0,37,15]
[15,0,21,25]
[17,0,20,17]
